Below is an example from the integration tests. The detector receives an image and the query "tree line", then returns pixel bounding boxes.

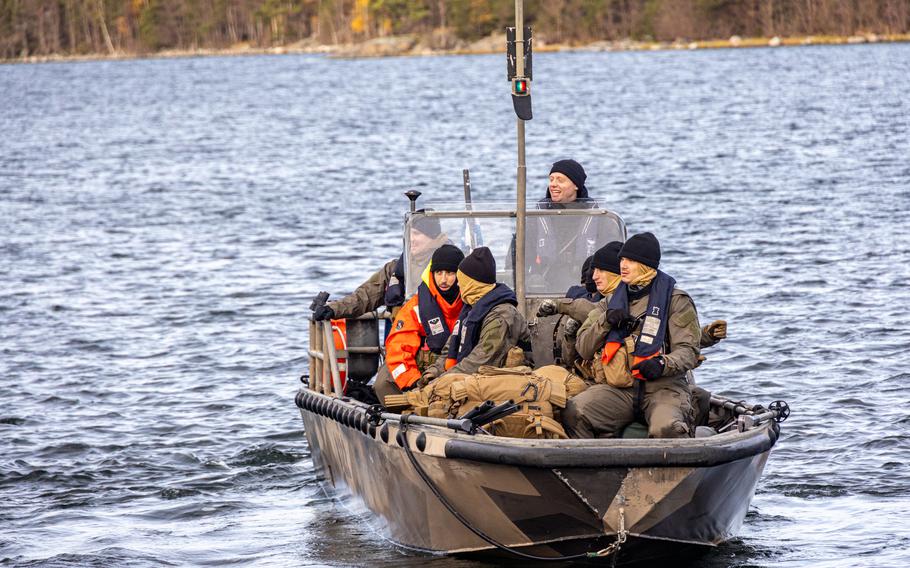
[3,0,909,60]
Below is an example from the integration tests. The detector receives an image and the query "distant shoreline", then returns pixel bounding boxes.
[5,33,909,65]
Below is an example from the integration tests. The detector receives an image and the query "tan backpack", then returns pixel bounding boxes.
[384,365,588,440]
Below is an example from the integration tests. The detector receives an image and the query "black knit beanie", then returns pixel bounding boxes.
[591,241,622,274]
[431,244,464,273]
[411,211,441,238]
[458,246,497,284]
[549,159,587,192]
[619,232,661,269]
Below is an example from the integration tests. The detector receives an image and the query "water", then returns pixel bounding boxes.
[2,44,909,566]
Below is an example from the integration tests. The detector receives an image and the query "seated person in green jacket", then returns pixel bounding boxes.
[422,247,530,381]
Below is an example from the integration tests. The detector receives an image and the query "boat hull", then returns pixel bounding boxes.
[298,392,776,558]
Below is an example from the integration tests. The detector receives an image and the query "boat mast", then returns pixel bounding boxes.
[511,0,531,317]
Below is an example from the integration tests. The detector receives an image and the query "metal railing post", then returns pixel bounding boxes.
[322,320,344,396]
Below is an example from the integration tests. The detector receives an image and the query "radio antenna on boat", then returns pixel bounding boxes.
[507,0,532,317]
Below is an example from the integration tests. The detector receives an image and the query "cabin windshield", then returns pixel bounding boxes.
[403,202,625,298]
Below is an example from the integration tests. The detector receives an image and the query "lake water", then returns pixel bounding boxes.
[2,43,909,567]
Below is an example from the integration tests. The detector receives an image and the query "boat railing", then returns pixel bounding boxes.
[306,311,388,396]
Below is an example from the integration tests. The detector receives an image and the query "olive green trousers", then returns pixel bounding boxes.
[373,365,403,406]
[562,376,693,439]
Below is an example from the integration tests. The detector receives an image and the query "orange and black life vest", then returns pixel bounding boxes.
[417,281,453,353]
[600,271,676,379]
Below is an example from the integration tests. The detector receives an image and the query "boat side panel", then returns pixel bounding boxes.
[480,467,605,542]
[551,467,628,519]
[540,453,770,545]
[642,452,770,544]
[301,410,607,552]
[302,410,438,547]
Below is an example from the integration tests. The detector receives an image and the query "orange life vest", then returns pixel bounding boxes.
[601,339,660,380]
[386,275,462,389]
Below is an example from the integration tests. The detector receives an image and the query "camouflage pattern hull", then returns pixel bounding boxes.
[296,389,778,559]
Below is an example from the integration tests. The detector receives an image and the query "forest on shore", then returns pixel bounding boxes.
[3,0,910,60]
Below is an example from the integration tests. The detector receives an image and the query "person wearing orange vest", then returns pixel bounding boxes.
[373,245,465,403]
[563,232,701,439]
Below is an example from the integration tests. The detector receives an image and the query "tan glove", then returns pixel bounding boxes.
[706,320,727,340]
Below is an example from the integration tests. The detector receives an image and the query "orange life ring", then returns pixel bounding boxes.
[330,318,348,390]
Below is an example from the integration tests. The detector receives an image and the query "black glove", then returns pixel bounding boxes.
[605,308,625,327]
[606,308,633,331]
[313,304,335,321]
[632,356,664,380]
[536,300,558,317]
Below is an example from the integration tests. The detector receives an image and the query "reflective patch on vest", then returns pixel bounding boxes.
[642,315,661,337]
[427,316,444,336]
[391,363,407,379]
[413,305,420,322]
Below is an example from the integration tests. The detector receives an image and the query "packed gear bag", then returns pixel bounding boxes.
[504,346,529,368]
[384,365,588,440]
[532,364,589,401]
[596,334,637,388]
[382,372,468,417]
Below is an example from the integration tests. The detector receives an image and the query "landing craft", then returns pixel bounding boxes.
[296,1,788,562]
